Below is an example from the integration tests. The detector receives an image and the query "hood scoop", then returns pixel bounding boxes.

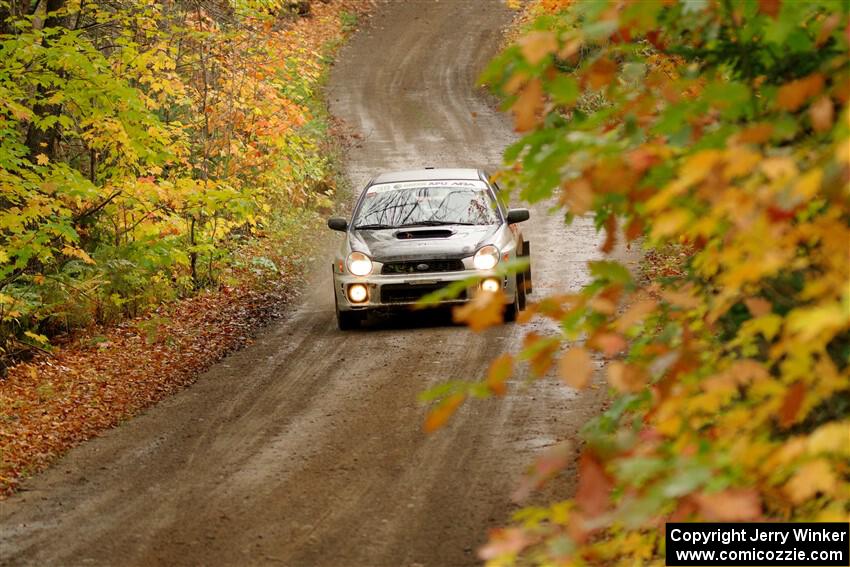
[395,229,453,240]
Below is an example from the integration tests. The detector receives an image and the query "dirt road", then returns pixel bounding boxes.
[0,2,633,565]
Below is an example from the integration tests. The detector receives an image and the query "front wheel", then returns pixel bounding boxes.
[335,292,361,330]
[504,273,525,323]
[336,308,361,330]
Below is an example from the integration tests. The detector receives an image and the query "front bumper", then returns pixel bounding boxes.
[334,270,516,312]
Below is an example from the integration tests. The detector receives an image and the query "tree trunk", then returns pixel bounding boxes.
[24,0,68,159]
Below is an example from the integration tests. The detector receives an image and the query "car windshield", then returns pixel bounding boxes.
[353,180,500,229]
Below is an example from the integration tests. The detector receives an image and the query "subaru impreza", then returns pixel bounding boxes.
[327,168,532,329]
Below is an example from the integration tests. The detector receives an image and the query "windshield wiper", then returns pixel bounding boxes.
[353,223,397,230]
[399,220,476,227]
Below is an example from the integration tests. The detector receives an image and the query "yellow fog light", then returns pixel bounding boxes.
[347,283,368,303]
[481,278,501,293]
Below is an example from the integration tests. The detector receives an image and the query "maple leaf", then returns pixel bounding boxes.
[744,297,772,317]
[423,393,466,434]
[575,451,612,518]
[523,332,559,376]
[600,215,617,253]
[585,57,617,90]
[518,31,557,65]
[625,217,644,242]
[778,381,806,428]
[486,353,513,396]
[784,459,838,503]
[809,96,834,132]
[776,73,824,111]
[512,78,543,132]
[452,291,505,332]
[35,153,49,165]
[757,0,781,18]
[513,441,573,501]
[478,527,535,561]
[607,361,647,393]
[588,332,627,357]
[736,123,773,144]
[807,421,850,456]
[559,178,594,214]
[615,298,657,333]
[558,346,593,389]
[694,489,762,521]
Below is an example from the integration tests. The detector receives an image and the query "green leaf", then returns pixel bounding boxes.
[546,75,579,106]
[588,260,633,286]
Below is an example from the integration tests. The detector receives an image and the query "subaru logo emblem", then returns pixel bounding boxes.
[416,263,429,271]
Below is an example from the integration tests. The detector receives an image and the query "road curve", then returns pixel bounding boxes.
[0,2,629,566]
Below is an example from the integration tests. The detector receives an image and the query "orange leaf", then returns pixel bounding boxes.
[558,36,582,61]
[560,177,594,214]
[784,459,838,503]
[744,297,772,317]
[694,489,762,521]
[626,147,660,173]
[575,451,612,518]
[424,392,465,433]
[779,381,805,428]
[512,78,543,132]
[453,291,504,332]
[729,359,770,383]
[513,441,573,501]
[559,347,593,389]
[810,96,834,132]
[816,13,841,46]
[519,31,558,65]
[607,361,647,393]
[625,217,644,241]
[523,332,559,376]
[486,353,514,396]
[504,71,530,95]
[736,123,773,144]
[776,73,824,111]
[589,332,627,357]
[601,215,617,253]
[616,298,658,333]
[586,57,617,90]
[661,287,700,310]
[478,528,534,561]
[758,0,781,18]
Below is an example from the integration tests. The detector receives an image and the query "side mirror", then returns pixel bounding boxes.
[506,208,530,224]
[327,217,348,232]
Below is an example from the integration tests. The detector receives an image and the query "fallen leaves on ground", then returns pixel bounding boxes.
[0,273,299,496]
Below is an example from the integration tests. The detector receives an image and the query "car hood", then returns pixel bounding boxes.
[350,224,499,262]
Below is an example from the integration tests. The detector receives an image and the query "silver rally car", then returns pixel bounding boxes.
[327,168,532,330]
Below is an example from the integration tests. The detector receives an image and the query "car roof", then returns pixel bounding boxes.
[370,168,485,184]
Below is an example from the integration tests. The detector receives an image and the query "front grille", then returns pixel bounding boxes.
[381,259,465,274]
[380,283,467,304]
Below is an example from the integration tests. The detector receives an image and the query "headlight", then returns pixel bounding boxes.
[481,278,501,292]
[346,252,373,276]
[473,245,499,270]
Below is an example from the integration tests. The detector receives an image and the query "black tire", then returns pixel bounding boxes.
[336,308,361,330]
[504,274,524,323]
[517,271,527,311]
[334,291,361,330]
